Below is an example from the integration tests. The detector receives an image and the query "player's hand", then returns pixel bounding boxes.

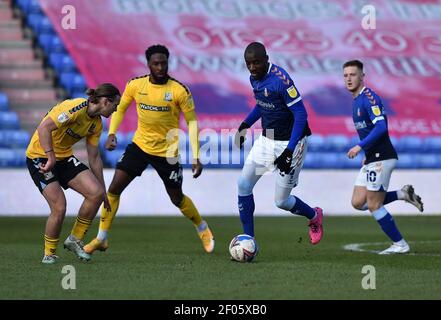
[274,148,293,174]
[39,151,56,173]
[102,193,111,212]
[234,122,250,149]
[105,134,117,151]
[347,145,362,159]
[192,159,203,178]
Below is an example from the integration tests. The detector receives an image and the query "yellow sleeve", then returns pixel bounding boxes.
[109,80,136,135]
[178,88,195,113]
[86,119,103,146]
[183,110,199,159]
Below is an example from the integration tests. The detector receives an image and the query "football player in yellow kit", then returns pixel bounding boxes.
[25,83,121,264]
[84,45,215,254]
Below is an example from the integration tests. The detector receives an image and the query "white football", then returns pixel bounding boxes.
[229,234,258,262]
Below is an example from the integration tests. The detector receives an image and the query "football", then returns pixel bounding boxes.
[229,234,258,262]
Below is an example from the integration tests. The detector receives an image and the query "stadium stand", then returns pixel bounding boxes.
[0,0,439,169]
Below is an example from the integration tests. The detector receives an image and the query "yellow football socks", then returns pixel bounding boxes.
[71,216,92,240]
[179,195,203,227]
[44,235,59,256]
[99,192,120,231]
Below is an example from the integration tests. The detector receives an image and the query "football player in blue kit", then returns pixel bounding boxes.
[234,42,323,245]
[343,60,424,255]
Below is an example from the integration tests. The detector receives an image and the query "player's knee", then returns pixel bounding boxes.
[367,201,382,212]
[170,194,184,207]
[86,184,104,203]
[352,199,365,210]
[51,199,66,216]
[237,176,253,196]
[275,198,291,211]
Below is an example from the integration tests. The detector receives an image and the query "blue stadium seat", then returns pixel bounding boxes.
[396,136,423,153]
[48,52,64,71]
[38,33,54,53]
[125,131,135,144]
[0,130,30,148]
[35,16,55,35]
[71,91,87,98]
[26,13,44,31]
[50,36,66,53]
[26,0,43,14]
[98,131,108,151]
[340,153,364,169]
[59,72,86,95]
[13,149,26,167]
[0,93,8,111]
[324,134,350,152]
[389,136,398,149]
[422,137,441,153]
[16,0,31,11]
[60,55,76,72]
[0,149,15,167]
[396,154,418,169]
[0,112,20,129]
[303,152,344,169]
[307,134,325,152]
[349,135,360,148]
[417,154,441,168]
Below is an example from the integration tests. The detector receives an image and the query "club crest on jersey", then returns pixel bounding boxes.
[164,92,173,101]
[264,88,269,97]
[287,85,298,98]
[371,105,381,116]
[57,112,69,123]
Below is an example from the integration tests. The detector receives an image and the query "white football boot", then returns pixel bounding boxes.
[379,240,410,255]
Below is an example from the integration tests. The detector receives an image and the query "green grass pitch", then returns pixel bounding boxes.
[0,216,440,299]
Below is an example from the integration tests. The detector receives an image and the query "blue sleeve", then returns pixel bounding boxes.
[287,100,307,151]
[243,106,261,127]
[358,120,387,149]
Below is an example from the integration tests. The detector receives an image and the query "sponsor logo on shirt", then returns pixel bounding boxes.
[66,128,82,139]
[164,92,173,101]
[140,103,170,112]
[256,99,275,109]
[371,105,381,116]
[287,85,298,98]
[57,112,69,123]
[354,121,367,129]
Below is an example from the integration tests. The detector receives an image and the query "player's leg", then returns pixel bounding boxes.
[84,143,145,254]
[274,137,323,244]
[365,159,409,254]
[54,156,96,261]
[153,155,215,253]
[26,157,64,264]
[352,164,423,211]
[41,182,66,264]
[238,135,272,237]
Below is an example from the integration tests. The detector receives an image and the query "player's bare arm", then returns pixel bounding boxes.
[36,117,58,173]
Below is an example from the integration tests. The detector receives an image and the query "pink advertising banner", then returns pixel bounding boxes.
[41,0,441,136]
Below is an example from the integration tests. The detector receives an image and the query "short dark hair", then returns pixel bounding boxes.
[244,42,267,57]
[343,60,363,71]
[86,83,120,103]
[145,44,169,61]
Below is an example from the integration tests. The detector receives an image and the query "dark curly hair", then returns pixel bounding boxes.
[145,44,169,62]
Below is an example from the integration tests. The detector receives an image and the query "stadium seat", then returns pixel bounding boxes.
[26,0,43,14]
[324,134,350,152]
[48,52,65,71]
[16,0,32,11]
[396,136,423,153]
[389,136,398,149]
[0,130,30,148]
[35,16,55,35]
[422,137,441,153]
[396,154,418,169]
[0,112,20,129]
[59,72,86,95]
[50,36,66,53]
[0,93,8,111]
[307,134,325,152]
[71,91,87,98]
[417,154,441,169]
[26,13,44,31]
[0,149,15,167]
[38,33,54,53]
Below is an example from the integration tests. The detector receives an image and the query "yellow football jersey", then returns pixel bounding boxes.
[109,75,195,157]
[26,98,103,159]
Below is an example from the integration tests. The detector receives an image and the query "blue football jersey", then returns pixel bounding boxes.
[352,87,397,163]
[250,63,311,140]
